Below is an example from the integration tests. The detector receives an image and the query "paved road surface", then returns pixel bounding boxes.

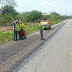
[0,20,67,72]
[17,19,72,72]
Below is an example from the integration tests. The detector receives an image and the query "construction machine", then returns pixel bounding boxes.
[41,14,51,30]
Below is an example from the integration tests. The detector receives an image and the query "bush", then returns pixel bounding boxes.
[0,31,14,44]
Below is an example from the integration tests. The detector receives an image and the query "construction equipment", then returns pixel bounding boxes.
[18,30,26,39]
[41,14,51,30]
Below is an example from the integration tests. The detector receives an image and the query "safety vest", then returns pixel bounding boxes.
[13,23,19,31]
[39,22,44,30]
[20,23,25,30]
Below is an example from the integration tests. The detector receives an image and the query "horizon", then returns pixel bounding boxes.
[15,0,72,16]
[0,0,72,16]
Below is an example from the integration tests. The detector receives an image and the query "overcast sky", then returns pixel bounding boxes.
[0,0,72,15]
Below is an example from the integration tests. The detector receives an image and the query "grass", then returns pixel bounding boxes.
[25,24,39,35]
[51,20,65,25]
[0,20,65,44]
[0,24,39,44]
[0,31,14,44]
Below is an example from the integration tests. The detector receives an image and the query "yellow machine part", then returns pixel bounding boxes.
[41,20,50,24]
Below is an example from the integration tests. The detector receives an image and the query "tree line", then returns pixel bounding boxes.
[0,0,72,26]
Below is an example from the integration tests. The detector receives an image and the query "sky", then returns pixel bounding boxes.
[0,0,72,15]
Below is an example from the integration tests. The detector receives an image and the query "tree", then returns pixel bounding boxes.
[0,5,18,25]
[0,9,2,25]
[1,5,18,15]
[22,12,30,22]
[0,0,17,7]
[29,10,42,22]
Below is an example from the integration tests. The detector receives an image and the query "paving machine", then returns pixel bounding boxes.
[41,14,51,30]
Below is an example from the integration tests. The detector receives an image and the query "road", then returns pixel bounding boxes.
[17,19,72,72]
[0,20,67,72]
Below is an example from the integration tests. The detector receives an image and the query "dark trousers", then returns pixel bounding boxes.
[21,29,23,31]
[14,30,17,40]
[40,30,43,40]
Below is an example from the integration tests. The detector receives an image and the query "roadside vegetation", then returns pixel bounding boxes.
[0,0,72,44]
[0,23,39,44]
[0,31,13,44]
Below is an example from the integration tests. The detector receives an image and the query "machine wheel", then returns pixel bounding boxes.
[22,35,26,39]
[19,35,22,39]
[49,27,51,30]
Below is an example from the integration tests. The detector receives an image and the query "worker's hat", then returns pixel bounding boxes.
[13,21,16,24]
[16,20,18,23]
[19,20,22,23]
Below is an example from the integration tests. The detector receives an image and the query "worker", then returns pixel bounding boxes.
[19,20,26,39]
[13,20,19,41]
[39,21,44,40]
[43,17,47,20]
[20,20,25,31]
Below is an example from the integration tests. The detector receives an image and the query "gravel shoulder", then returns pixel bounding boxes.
[0,20,68,72]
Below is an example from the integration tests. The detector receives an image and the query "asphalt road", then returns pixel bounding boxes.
[0,20,67,72]
[17,19,72,72]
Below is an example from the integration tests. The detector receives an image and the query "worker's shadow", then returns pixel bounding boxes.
[44,28,52,30]
[18,38,27,40]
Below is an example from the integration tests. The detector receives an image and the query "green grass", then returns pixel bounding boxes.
[25,24,39,35]
[0,31,14,44]
[0,20,65,44]
[0,24,39,44]
[51,20,65,25]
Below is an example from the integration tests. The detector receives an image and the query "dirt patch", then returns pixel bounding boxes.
[0,23,39,32]
[0,26,13,32]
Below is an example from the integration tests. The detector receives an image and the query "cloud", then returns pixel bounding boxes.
[17,0,24,6]
[49,8,55,11]
[40,1,56,5]
[15,0,25,12]
[0,4,2,8]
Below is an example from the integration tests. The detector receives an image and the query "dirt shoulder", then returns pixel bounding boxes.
[0,20,68,72]
[0,23,39,32]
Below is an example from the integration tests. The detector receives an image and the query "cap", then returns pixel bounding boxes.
[13,21,16,24]
[16,20,18,23]
[19,20,22,23]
